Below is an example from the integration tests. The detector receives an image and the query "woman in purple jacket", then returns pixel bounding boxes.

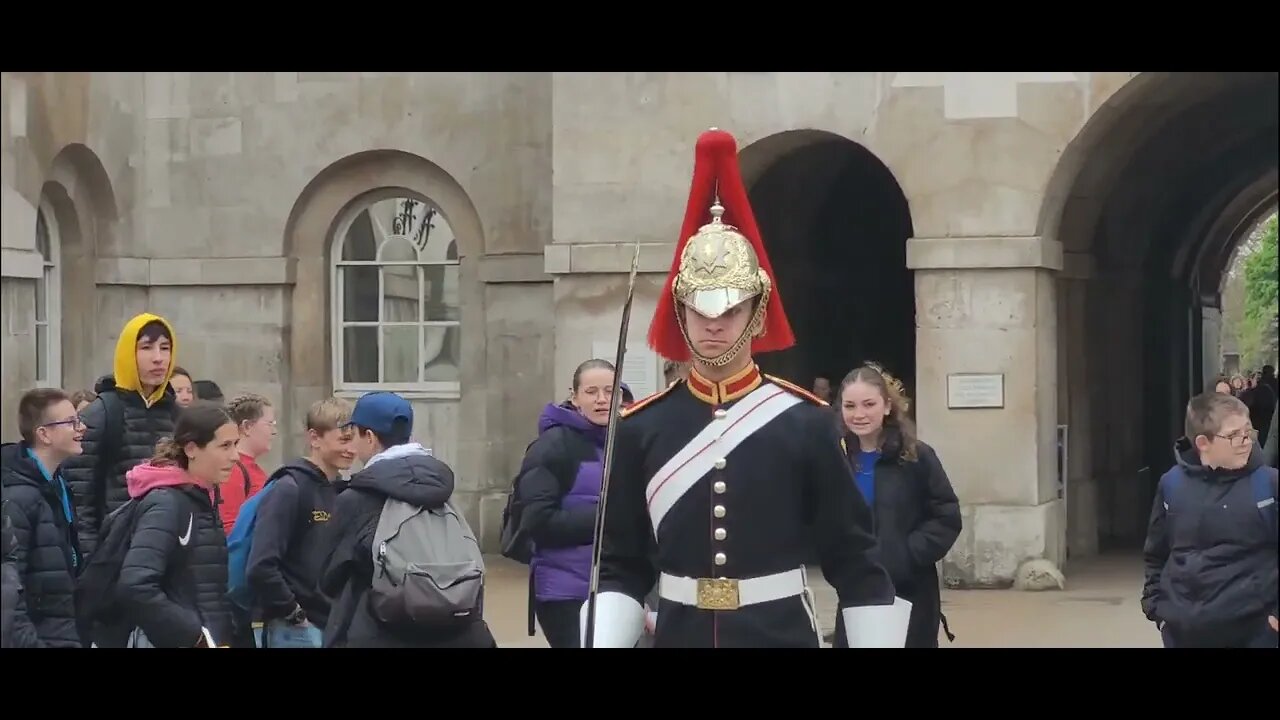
[518,359,617,647]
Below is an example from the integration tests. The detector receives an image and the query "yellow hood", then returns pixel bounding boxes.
[114,312,178,407]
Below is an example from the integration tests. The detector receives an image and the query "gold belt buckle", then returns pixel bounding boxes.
[696,578,740,610]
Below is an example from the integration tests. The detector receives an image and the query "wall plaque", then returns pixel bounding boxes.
[946,373,1005,409]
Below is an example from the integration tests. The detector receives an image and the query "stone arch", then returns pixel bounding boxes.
[1040,72,1277,557]
[281,149,486,453]
[42,143,119,390]
[738,129,916,396]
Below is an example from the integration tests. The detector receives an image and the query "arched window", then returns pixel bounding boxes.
[330,193,461,396]
[34,201,61,388]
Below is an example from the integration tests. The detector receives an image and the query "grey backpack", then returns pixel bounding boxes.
[368,498,485,630]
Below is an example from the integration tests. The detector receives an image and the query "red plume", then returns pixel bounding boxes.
[647,129,795,361]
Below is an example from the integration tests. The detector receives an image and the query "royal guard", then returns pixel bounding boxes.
[581,128,911,648]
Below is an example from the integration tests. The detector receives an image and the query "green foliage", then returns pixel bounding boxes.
[1239,213,1278,368]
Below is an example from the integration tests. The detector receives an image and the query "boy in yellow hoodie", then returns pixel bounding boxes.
[62,313,181,559]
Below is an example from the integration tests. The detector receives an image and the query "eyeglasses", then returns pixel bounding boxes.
[1214,428,1257,447]
[41,416,86,430]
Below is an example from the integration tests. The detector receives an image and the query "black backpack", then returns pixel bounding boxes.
[73,498,145,646]
[499,427,596,564]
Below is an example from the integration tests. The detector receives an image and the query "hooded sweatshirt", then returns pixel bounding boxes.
[318,443,495,648]
[1141,439,1278,642]
[112,461,234,647]
[61,313,181,558]
[518,402,606,602]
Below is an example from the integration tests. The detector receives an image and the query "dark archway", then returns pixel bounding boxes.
[742,131,915,400]
[1044,72,1278,554]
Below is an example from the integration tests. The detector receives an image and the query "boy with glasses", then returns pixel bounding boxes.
[0,389,86,647]
[1142,391,1278,648]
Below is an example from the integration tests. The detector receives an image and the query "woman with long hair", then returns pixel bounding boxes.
[832,363,962,648]
[113,401,241,647]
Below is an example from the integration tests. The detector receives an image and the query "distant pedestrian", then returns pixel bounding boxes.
[193,380,224,404]
[169,367,195,408]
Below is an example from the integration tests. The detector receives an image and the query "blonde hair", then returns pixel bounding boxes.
[226,393,271,428]
[306,397,353,433]
[838,363,918,463]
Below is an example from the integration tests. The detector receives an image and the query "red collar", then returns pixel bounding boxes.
[686,363,763,405]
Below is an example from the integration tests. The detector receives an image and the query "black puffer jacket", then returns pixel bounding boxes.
[0,443,82,647]
[319,444,495,648]
[2,503,41,648]
[61,376,180,558]
[114,469,234,648]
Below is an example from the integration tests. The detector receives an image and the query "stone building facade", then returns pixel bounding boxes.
[2,71,1274,587]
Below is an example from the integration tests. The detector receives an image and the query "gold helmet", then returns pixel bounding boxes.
[648,129,794,365]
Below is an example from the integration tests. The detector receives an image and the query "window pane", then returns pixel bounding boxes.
[342,326,378,383]
[36,323,48,382]
[341,266,379,322]
[35,275,47,323]
[422,324,460,383]
[382,265,420,322]
[36,208,51,260]
[382,325,420,384]
[341,209,377,261]
[421,264,460,322]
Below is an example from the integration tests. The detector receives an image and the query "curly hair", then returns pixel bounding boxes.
[837,363,918,463]
[225,393,271,429]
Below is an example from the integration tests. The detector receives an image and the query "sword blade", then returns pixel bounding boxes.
[583,241,642,649]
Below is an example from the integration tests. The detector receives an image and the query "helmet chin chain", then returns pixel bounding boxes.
[676,298,769,368]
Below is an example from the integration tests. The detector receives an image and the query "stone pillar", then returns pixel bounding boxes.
[1200,301,1222,388]
[1059,254,1097,559]
[906,236,1064,587]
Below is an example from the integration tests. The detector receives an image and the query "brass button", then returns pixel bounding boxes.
[713,505,726,518]
[713,409,728,420]
[713,480,726,494]
[714,552,727,566]
[714,527,727,541]
[713,458,727,470]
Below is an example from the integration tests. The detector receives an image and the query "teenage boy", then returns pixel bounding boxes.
[1142,391,1278,648]
[62,313,180,557]
[0,389,86,647]
[246,398,356,648]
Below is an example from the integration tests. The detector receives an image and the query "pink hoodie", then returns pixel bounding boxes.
[126,462,214,499]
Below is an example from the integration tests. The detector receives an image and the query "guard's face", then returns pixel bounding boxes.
[683,301,752,360]
[841,380,891,439]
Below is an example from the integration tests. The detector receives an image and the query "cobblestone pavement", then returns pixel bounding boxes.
[483,552,1162,648]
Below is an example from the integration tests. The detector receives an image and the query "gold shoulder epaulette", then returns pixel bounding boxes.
[765,374,829,406]
[621,382,678,418]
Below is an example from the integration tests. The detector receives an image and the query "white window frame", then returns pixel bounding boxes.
[34,198,62,389]
[329,190,461,400]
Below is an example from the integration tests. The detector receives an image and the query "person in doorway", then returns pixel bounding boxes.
[1209,376,1233,395]
[61,313,182,559]
[0,389,86,647]
[832,363,962,648]
[585,128,901,648]
[69,390,97,414]
[812,376,833,404]
[318,391,496,648]
[511,359,615,647]
[1141,392,1277,648]
[219,394,276,535]
[193,380,224,404]
[662,360,688,387]
[169,367,195,408]
[110,401,241,648]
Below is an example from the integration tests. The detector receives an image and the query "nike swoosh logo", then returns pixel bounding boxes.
[178,514,194,546]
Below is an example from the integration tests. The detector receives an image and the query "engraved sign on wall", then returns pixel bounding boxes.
[946,373,1005,409]
[591,340,660,401]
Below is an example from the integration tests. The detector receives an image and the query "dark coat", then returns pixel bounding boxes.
[834,429,962,648]
[2,502,41,648]
[60,377,180,557]
[114,484,235,647]
[319,445,496,648]
[0,443,83,647]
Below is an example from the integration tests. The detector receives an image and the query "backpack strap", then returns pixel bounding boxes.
[235,460,252,496]
[1248,467,1277,543]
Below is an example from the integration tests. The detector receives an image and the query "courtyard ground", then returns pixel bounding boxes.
[482,552,1162,648]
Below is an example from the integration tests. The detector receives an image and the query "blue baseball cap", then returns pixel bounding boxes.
[346,391,414,435]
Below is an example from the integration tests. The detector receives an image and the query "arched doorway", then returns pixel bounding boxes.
[741,131,915,399]
[1044,72,1278,556]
